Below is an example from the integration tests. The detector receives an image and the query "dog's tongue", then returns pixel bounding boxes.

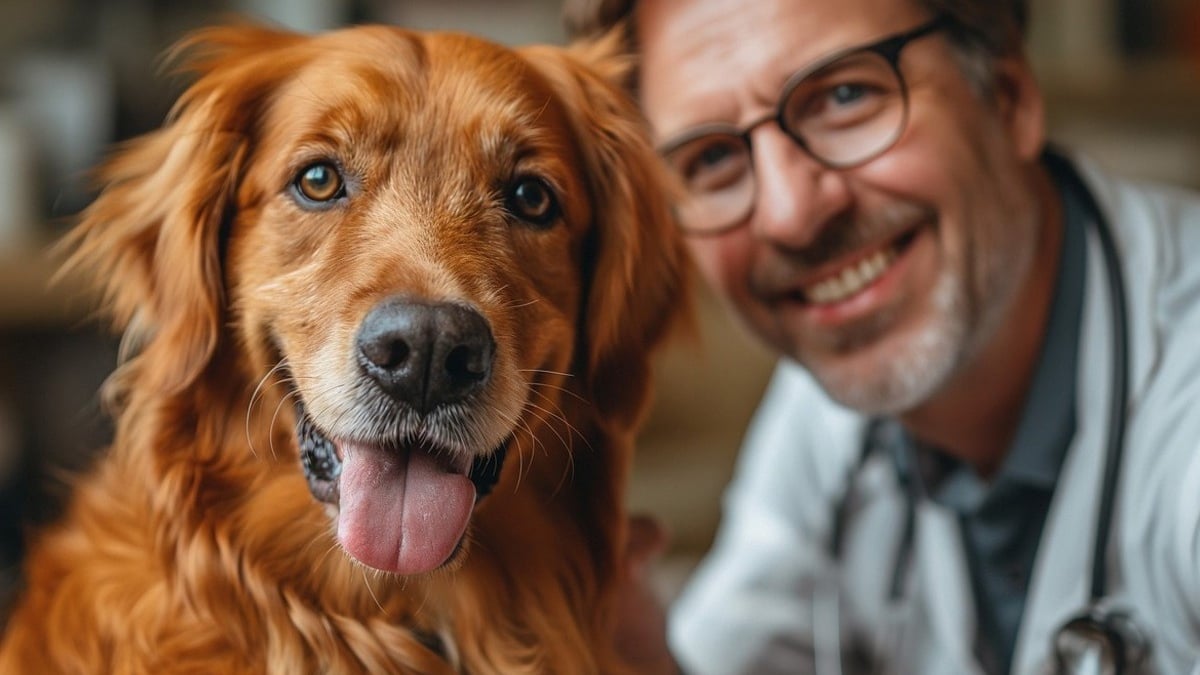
[336,441,475,575]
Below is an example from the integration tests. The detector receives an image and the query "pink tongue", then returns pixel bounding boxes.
[336,442,476,575]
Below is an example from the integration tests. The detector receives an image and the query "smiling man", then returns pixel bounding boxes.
[565,0,1200,673]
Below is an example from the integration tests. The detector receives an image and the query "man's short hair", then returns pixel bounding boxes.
[562,0,1029,92]
[566,0,1027,65]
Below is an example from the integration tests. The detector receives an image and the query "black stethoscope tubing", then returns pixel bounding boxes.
[1048,152,1129,603]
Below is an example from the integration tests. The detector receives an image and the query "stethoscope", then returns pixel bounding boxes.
[818,152,1152,675]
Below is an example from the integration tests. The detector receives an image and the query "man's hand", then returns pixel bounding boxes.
[613,515,680,675]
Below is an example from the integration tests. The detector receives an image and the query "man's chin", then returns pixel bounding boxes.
[801,328,964,416]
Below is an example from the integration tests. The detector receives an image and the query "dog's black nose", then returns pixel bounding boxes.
[356,298,494,414]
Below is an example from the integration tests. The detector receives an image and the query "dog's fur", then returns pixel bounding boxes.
[0,25,688,674]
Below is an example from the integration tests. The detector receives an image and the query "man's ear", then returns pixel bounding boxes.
[992,54,1046,161]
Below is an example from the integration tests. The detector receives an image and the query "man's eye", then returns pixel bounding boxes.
[697,143,734,168]
[678,138,749,193]
[829,83,868,107]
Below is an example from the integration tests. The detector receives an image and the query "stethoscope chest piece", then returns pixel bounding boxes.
[1052,604,1151,674]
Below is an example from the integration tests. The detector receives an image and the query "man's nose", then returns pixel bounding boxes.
[748,125,852,249]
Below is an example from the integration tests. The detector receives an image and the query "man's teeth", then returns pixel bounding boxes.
[804,247,897,305]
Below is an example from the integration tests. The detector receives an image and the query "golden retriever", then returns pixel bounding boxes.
[0,24,688,674]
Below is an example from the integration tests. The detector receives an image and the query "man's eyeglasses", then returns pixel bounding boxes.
[657,16,949,235]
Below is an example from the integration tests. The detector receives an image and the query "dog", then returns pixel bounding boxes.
[0,24,688,674]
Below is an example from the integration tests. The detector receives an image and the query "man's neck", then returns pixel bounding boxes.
[899,166,1065,479]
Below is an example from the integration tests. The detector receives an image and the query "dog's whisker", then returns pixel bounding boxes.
[524,399,580,500]
[314,541,343,576]
[511,431,528,495]
[524,399,592,457]
[554,451,576,500]
[526,389,593,454]
[297,525,333,561]
[556,421,580,500]
[247,360,288,417]
[516,368,575,379]
[246,359,290,459]
[299,531,351,584]
[520,413,559,496]
[509,415,543,495]
[478,399,523,436]
[294,381,367,438]
[526,379,590,406]
[503,297,540,310]
[412,573,438,619]
[518,403,576,499]
[244,367,343,463]
[522,395,571,429]
[522,403,558,460]
[359,569,387,615]
[267,390,303,462]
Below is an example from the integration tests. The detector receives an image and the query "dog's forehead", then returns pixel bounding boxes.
[263,29,566,149]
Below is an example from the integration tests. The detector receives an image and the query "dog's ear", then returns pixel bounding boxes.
[521,34,691,432]
[62,26,301,399]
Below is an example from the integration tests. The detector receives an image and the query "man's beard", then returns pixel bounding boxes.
[804,215,1032,416]
[808,269,969,415]
[761,199,972,415]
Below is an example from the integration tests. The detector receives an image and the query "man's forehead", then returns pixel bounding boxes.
[636,0,928,135]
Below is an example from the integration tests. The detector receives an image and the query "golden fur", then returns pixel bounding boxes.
[0,25,688,674]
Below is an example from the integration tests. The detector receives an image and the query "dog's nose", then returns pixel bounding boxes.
[356,298,494,414]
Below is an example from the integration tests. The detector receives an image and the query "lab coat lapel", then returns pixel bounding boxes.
[914,503,986,674]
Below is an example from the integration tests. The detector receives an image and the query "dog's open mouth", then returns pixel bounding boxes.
[295,400,507,575]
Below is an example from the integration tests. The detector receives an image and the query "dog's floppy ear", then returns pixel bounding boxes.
[62,26,301,399]
[521,34,691,431]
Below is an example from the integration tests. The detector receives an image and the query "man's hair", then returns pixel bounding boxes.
[563,0,1029,94]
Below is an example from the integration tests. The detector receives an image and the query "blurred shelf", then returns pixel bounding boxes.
[1040,60,1200,129]
[0,242,96,329]
[1039,61,1200,188]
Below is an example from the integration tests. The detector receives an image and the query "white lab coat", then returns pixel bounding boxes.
[668,156,1200,675]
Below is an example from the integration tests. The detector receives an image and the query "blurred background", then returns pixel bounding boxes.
[0,0,1197,605]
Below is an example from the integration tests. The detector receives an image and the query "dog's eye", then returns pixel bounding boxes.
[293,162,345,203]
[506,177,559,227]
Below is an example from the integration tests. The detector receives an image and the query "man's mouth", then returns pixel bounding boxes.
[294,399,508,576]
[797,229,919,306]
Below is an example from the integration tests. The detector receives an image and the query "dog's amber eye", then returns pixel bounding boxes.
[506,177,559,227]
[294,162,345,203]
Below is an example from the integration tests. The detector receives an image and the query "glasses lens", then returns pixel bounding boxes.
[782,50,907,167]
[662,133,754,233]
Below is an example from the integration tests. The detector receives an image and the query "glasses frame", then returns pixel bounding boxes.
[658,16,950,236]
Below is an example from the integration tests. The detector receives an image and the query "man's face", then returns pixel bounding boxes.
[638,0,1047,414]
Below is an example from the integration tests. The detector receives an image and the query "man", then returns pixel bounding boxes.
[564,1,1200,673]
